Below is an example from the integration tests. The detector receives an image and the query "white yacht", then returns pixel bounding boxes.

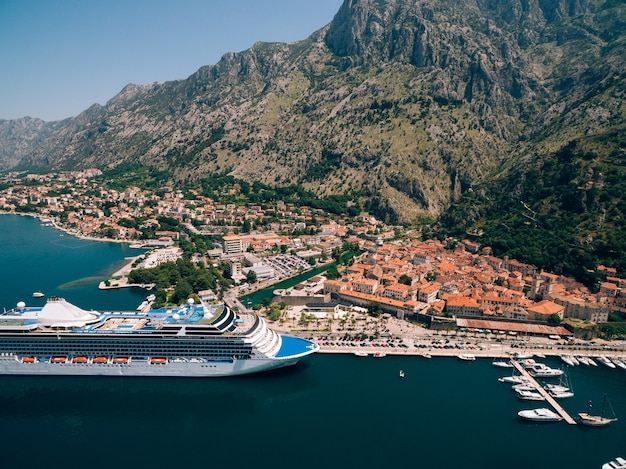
[528,363,564,378]
[544,383,570,393]
[516,389,545,401]
[498,375,527,384]
[458,353,476,361]
[492,359,513,368]
[518,408,563,422]
[549,389,575,399]
[560,354,578,366]
[597,356,616,369]
[545,373,574,398]
[612,358,626,371]
[512,383,536,392]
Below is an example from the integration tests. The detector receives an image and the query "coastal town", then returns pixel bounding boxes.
[1,168,625,350]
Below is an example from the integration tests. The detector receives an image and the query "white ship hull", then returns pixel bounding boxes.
[0,354,302,377]
[0,297,319,378]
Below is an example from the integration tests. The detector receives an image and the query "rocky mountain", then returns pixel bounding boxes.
[0,117,66,169]
[1,0,625,235]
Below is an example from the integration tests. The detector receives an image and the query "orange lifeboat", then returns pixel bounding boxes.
[150,357,167,364]
[72,356,88,363]
[22,356,36,363]
[112,357,129,364]
[50,356,67,363]
[93,356,108,364]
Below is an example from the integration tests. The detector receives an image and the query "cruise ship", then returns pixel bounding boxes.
[0,297,319,377]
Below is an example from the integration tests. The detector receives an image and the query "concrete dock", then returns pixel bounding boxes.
[510,359,578,425]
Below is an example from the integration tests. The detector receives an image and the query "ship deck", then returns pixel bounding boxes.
[275,335,319,358]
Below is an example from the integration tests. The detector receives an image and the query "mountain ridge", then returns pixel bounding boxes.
[0,0,624,235]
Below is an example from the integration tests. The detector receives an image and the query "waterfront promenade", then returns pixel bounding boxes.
[270,315,626,361]
[312,340,626,360]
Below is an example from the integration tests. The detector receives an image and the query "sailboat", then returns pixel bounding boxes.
[498,367,529,384]
[492,353,513,368]
[578,394,618,426]
[545,372,574,399]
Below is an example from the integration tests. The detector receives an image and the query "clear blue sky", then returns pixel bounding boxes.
[0,0,344,121]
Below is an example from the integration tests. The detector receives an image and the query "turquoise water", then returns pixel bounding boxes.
[0,214,625,469]
[0,214,146,311]
[240,263,334,306]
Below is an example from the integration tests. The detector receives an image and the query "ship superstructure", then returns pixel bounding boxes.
[0,297,318,377]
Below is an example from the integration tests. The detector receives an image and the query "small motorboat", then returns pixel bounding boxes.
[458,354,476,361]
[516,389,545,401]
[612,358,626,371]
[399,370,405,378]
[518,408,562,422]
[498,375,527,384]
[492,359,513,368]
[597,356,616,369]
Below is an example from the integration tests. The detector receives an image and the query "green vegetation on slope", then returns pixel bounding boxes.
[436,133,626,288]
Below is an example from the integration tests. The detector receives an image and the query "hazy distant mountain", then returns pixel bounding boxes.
[1,0,624,236]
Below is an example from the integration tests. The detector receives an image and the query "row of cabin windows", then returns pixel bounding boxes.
[0,341,252,356]
[0,338,246,347]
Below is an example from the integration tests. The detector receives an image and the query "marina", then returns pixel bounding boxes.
[510,360,577,424]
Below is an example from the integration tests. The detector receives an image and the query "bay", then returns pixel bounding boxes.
[0,214,146,311]
[0,214,624,469]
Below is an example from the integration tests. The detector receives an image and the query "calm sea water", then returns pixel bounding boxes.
[0,214,146,311]
[0,214,624,469]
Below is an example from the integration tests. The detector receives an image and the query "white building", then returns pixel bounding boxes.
[242,265,275,280]
[222,235,243,255]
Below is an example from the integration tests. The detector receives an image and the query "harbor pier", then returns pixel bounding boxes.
[510,359,577,425]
